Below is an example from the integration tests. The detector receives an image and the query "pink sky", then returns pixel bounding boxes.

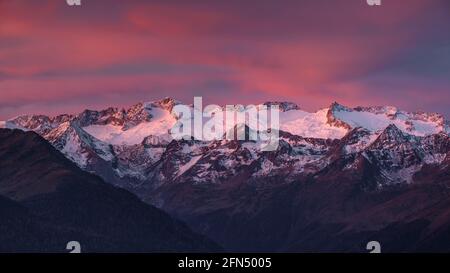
[0,0,449,119]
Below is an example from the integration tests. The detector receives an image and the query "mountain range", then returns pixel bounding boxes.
[0,128,219,252]
[1,98,449,252]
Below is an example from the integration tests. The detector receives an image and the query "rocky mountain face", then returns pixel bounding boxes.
[2,98,449,252]
[0,129,220,252]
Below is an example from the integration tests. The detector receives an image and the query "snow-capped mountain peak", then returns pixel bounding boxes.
[0,99,448,189]
[2,99,446,145]
[325,103,445,137]
[146,97,181,112]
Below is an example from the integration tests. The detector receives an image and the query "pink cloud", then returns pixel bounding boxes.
[0,0,449,119]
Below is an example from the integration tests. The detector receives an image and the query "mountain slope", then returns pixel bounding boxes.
[0,128,220,252]
[152,131,450,252]
[1,99,449,252]
[1,99,447,188]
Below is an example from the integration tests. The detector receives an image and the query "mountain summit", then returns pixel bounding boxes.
[1,99,449,252]
[1,100,447,187]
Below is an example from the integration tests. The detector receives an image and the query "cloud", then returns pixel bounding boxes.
[0,0,449,119]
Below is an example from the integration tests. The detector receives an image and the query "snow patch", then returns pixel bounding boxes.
[177,155,202,178]
[334,109,442,137]
[83,108,176,145]
[344,133,379,154]
[423,153,446,165]
[253,159,274,177]
[61,132,89,168]
[280,108,347,139]
[145,147,166,162]
[0,120,28,131]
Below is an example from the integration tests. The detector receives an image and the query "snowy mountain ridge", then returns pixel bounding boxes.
[2,98,446,142]
[1,98,448,191]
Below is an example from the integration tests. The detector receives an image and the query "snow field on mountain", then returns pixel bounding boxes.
[84,108,176,145]
[334,110,442,137]
[280,108,347,139]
